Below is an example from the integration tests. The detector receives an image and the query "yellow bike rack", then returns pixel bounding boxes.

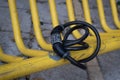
[0,0,120,79]
[110,0,120,29]
[97,0,120,32]
[8,0,48,57]
[82,0,120,36]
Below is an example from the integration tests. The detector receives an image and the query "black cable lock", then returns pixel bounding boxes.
[51,21,101,70]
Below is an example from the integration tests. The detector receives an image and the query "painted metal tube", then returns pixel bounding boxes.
[0,47,23,63]
[48,0,59,27]
[110,0,120,29]
[8,0,48,57]
[82,0,92,24]
[0,36,120,80]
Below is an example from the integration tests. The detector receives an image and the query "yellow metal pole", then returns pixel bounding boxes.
[30,0,52,51]
[8,0,48,57]
[0,36,120,80]
[0,47,23,63]
[66,0,76,22]
[96,0,120,32]
[82,0,92,24]
[110,0,120,29]
[48,0,59,27]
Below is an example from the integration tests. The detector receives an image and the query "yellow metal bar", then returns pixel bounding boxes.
[110,0,120,29]
[0,47,23,63]
[0,36,120,80]
[8,0,48,57]
[82,0,92,24]
[66,0,76,22]
[30,0,52,51]
[96,0,120,32]
[48,0,59,27]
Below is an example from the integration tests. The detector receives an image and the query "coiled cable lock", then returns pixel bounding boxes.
[51,21,101,70]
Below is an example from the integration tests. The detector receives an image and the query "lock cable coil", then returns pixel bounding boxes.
[51,21,101,70]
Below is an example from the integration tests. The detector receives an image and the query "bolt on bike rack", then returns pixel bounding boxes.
[0,0,120,79]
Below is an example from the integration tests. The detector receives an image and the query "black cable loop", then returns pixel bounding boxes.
[51,21,101,70]
[63,25,89,51]
[63,25,89,46]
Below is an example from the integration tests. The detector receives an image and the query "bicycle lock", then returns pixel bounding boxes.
[51,21,101,70]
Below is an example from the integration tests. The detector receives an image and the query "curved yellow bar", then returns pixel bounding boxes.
[8,0,48,57]
[96,0,120,32]
[0,36,120,80]
[0,47,23,63]
[110,0,120,29]
[30,0,52,51]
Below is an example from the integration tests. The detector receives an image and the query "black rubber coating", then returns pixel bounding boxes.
[51,21,101,70]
